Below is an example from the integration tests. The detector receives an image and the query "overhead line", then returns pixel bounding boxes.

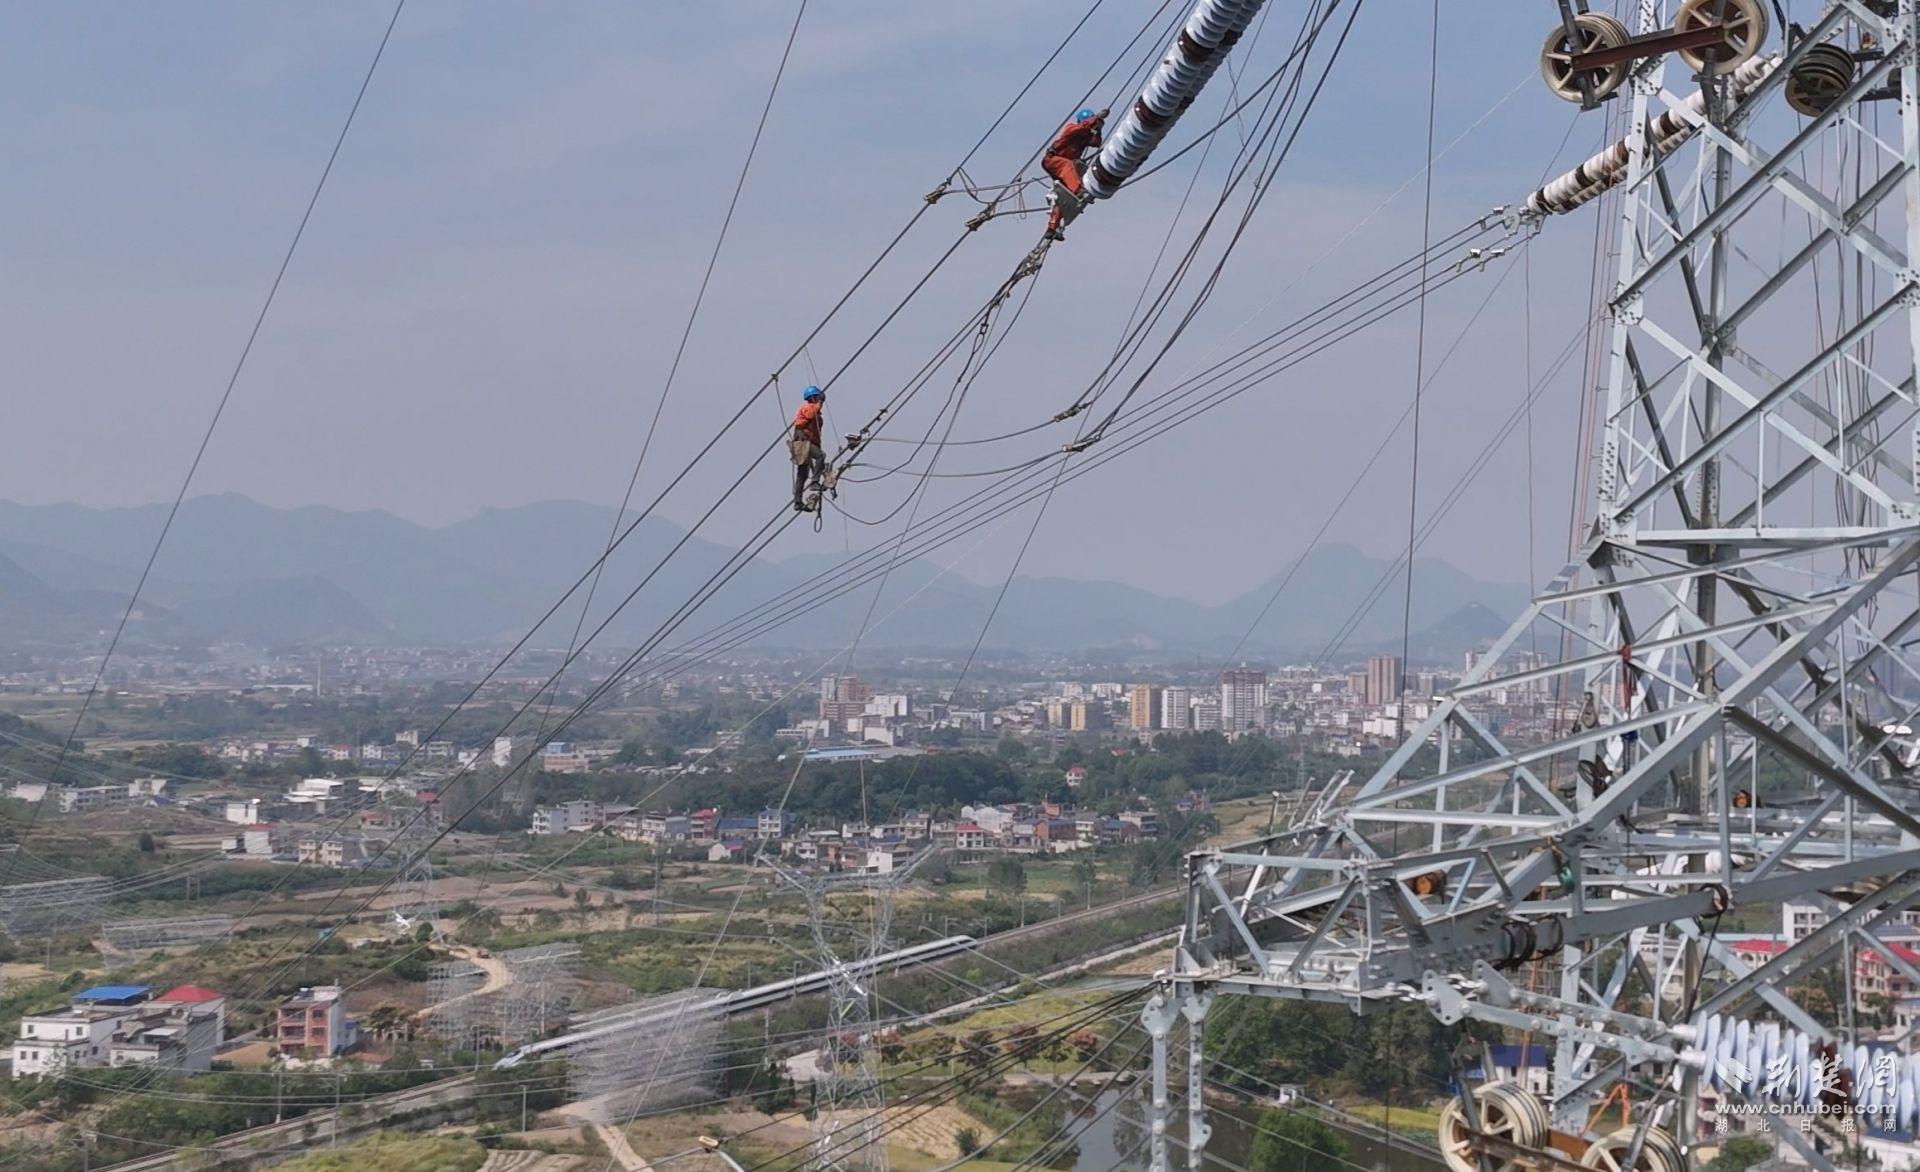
[16,0,407,881]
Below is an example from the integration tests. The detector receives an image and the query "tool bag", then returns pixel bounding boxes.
[790,438,813,465]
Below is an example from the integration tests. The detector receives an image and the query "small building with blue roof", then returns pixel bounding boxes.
[72,985,151,1007]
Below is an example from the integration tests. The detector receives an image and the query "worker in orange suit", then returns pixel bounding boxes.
[1042,107,1106,241]
[790,385,826,511]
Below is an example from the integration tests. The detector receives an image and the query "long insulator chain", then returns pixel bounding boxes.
[1083,0,1270,200]
[1523,53,1778,218]
[1680,1011,1919,1130]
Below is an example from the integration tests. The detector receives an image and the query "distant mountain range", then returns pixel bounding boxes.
[0,495,1529,660]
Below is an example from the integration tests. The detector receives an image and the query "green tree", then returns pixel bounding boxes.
[954,1126,980,1157]
[986,857,1027,898]
[753,1059,795,1114]
[1071,856,1097,906]
[930,1031,958,1069]
[1707,1135,1772,1171]
[962,1029,997,1074]
[1001,1023,1040,1065]
[136,832,155,853]
[1248,1109,1349,1170]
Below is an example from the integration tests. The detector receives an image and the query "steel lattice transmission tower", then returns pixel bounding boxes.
[386,790,444,943]
[768,849,931,1172]
[1152,3,1920,1169]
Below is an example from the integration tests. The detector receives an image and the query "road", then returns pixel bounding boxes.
[417,942,515,1019]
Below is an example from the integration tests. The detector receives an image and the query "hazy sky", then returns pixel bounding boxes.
[3,1,1614,606]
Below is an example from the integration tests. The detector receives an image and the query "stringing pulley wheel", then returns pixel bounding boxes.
[1437,1083,1547,1172]
[1541,13,1631,104]
[1786,43,1857,116]
[1580,1126,1683,1172]
[1674,0,1769,76]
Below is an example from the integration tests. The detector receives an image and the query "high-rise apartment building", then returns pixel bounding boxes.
[1219,667,1268,733]
[1365,655,1403,707]
[819,674,874,723]
[1128,684,1162,731]
[1191,696,1222,732]
[1162,686,1193,730]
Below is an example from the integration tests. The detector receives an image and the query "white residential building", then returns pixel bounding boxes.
[285,778,347,815]
[12,1007,142,1078]
[223,798,261,825]
[1162,687,1193,730]
[492,736,516,769]
[961,805,1015,837]
[531,800,602,837]
[1191,696,1223,732]
[11,986,155,1079]
[107,985,226,1073]
[1781,900,1920,944]
[58,786,129,814]
[867,694,911,719]
[636,813,691,843]
[296,835,367,869]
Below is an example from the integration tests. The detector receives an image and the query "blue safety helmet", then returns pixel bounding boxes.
[1075,108,1097,123]
[802,385,824,401]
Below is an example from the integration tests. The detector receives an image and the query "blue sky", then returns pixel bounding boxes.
[3,1,1618,604]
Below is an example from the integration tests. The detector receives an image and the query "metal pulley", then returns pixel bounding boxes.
[1540,12,1631,103]
[1786,42,1858,115]
[1539,0,1771,105]
[1437,1082,1549,1172]
[1579,1127,1685,1171]
[1673,0,1769,75]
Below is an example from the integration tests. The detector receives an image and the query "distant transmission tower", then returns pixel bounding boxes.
[767,848,930,1172]
[1153,3,1920,1170]
[386,791,443,943]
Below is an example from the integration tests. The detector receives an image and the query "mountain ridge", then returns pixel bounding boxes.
[0,495,1528,658]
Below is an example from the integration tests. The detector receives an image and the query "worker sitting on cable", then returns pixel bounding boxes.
[1043,107,1106,242]
[790,385,827,512]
